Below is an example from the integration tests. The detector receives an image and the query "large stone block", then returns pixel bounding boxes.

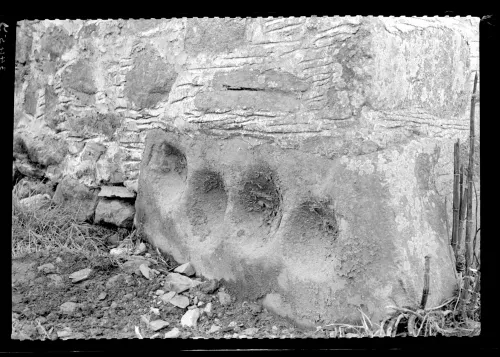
[124,46,178,109]
[136,129,458,328]
[134,17,479,328]
[95,199,135,228]
[40,26,74,61]
[13,132,68,168]
[52,177,99,222]
[62,59,97,105]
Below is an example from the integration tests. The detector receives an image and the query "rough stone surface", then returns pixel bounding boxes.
[180,308,200,328]
[19,194,51,210]
[124,46,178,109]
[69,268,92,283]
[14,178,55,199]
[37,263,56,274]
[94,199,135,228]
[163,273,201,293]
[105,274,131,290]
[164,327,180,338]
[98,186,135,199]
[52,177,99,222]
[121,258,151,276]
[47,274,63,287]
[160,291,176,303]
[60,302,78,314]
[168,295,190,309]
[13,18,480,327]
[148,320,169,332]
[218,291,232,306]
[174,262,196,277]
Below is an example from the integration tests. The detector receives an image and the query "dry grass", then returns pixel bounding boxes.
[11,183,131,260]
[319,270,480,338]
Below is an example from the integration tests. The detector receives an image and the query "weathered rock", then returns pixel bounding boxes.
[69,268,92,283]
[60,302,78,314]
[121,258,151,276]
[109,247,129,256]
[124,45,178,109]
[209,324,221,334]
[174,262,195,277]
[164,327,180,338]
[198,279,220,294]
[133,242,147,255]
[106,234,121,248]
[217,291,231,306]
[62,59,97,106]
[168,295,189,309]
[47,274,63,287]
[37,263,56,274]
[203,302,212,315]
[248,303,262,315]
[98,186,135,199]
[52,177,99,222]
[160,291,176,303]
[148,319,169,332]
[163,273,201,293]
[14,132,68,168]
[94,199,135,228]
[56,327,73,339]
[14,178,54,199]
[14,161,45,180]
[180,309,200,328]
[241,327,258,336]
[105,273,131,289]
[139,264,151,279]
[19,194,51,210]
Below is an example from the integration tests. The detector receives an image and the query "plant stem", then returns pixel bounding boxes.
[462,71,478,318]
[420,255,431,309]
[451,140,460,256]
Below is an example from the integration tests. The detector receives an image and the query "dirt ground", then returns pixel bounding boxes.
[11,245,329,340]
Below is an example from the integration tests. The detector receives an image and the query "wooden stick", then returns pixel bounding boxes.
[420,255,431,309]
[458,181,468,258]
[451,140,460,255]
[462,71,479,317]
[459,165,464,233]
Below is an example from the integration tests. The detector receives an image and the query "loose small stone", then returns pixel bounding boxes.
[37,263,55,274]
[181,309,200,328]
[174,262,196,276]
[149,319,169,332]
[169,295,189,309]
[69,268,92,283]
[60,302,78,314]
[164,327,181,338]
[209,324,221,334]
[204,302,213,315]
[217,291,231,306]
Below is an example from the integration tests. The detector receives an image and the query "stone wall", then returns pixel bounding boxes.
[13,17,480,326]
[14,17,479,192]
